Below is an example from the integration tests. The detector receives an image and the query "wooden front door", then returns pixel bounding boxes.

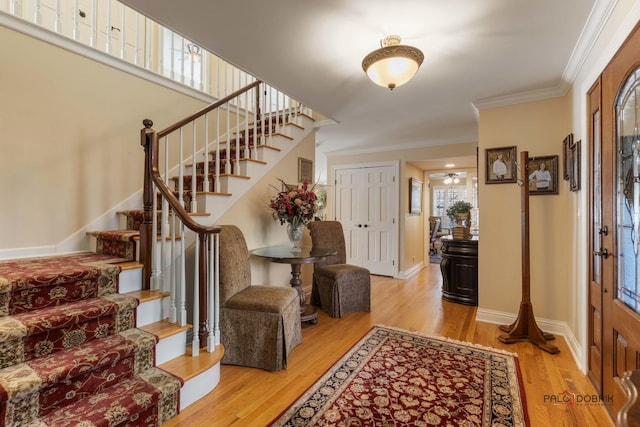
[589,20,640,417]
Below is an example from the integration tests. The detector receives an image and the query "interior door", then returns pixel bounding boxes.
[596,21,640,417]
[334,164,398,277]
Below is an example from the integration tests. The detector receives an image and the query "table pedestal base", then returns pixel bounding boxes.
[300,304,318,325]
[289,263,317,324]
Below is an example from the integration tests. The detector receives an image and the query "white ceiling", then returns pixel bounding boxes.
[120,0,600,172]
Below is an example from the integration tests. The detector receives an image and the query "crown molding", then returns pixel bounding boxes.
[472,0,618,111]
[472,85,567,111]
[561,0,619,85]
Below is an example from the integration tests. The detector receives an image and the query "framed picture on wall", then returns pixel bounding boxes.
[569,140,581,192]
[298,158,313,183]
[562,133,573,181]
[409,177,422,215]
[527,155,559,195]
[485,146,517,184]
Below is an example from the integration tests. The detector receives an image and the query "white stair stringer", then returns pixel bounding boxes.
[118,265,222,411]
[194,115,314,226]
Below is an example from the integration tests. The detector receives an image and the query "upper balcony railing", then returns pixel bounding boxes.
[1,0,306,114]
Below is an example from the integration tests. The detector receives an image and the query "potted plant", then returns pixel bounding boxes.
[446,200,473,227]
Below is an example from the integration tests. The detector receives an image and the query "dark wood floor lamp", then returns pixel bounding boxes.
[498,150,560,354]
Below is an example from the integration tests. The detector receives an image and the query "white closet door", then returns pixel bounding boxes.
[334,163,397,276]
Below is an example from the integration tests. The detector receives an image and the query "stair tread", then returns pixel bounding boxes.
[87,229,139,241]
[0,252,125,287]
[117,261,144,271]
[139,319,191,340]
[38,367,181,426]
[124,289,170,303]
[160,345,224,383]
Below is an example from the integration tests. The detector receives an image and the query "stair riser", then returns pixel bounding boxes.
[178,363,220,410]
[119,268,143,294]
[136,297,167,327]
[155,331,187,365]
[88,236,183,267]
[2,277,115,316]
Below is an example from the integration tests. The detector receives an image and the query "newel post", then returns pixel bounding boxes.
[140,119,155,290]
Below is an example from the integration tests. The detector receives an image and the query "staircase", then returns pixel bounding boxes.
[0,99,314,426]
[0,253,181,426]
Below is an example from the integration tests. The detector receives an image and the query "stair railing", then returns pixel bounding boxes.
[141,120,221,354]
[140,81,311,354]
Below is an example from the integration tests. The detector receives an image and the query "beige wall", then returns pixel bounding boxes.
[405,164,425,273]
[478,96,573,322]
[0,25,208,253]
[216,133,317,290]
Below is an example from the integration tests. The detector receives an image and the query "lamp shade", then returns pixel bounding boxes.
[362,35,424,90]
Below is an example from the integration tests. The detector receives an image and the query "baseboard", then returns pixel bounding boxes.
[476,308,586,373]
[398,262,423,279]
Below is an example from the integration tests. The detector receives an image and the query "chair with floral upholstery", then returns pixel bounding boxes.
[218,225,302,371]
[308,221,371,318]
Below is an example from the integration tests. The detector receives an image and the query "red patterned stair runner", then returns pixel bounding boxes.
[0,253,182,426]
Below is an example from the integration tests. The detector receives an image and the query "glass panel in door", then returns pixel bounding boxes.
[616,68,640,313]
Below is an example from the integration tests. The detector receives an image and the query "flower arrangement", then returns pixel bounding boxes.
[269,179,318,227]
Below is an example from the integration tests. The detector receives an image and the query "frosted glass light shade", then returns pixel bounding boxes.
[362,36,424,90]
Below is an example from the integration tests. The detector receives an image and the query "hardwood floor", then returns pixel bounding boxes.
[164,264,614,426]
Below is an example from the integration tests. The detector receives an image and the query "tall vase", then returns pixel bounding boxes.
[287,223,304,252]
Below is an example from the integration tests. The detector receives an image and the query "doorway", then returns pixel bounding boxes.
[588,20,640,417]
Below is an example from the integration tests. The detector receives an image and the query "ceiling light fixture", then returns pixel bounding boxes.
[186,44,202,62]
[443,173,460,185]
[362,35,424,90]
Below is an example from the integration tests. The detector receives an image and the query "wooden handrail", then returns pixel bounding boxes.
[157,80,261,139]
[142,119,220,235]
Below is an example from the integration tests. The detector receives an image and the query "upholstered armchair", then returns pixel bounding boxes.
[308,221,371,318]
[218,225,302,371]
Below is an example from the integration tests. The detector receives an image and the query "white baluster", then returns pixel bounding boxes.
[145,17,152,70]
[178,222,187,326]
[119,3,125,59]
[134,13,140,65]
[225,100,231,174]
[191,236,200,355]
[180,36,185,85]
[90,0,96,48]
[178,127,184,207]
[105,0,112,54]
[215,108,221,192]
[150,181,159,292]
[72,0,79,40]
[34,0,41,25]
[166,136,177,323]
[191,120,198,212]
[9,0,19,16]
[204,113,210,192]
[213,232,220,347]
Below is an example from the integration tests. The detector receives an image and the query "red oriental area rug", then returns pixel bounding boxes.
[270,325,529,427]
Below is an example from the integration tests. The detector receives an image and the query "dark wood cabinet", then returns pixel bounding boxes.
[439,236,478,306]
